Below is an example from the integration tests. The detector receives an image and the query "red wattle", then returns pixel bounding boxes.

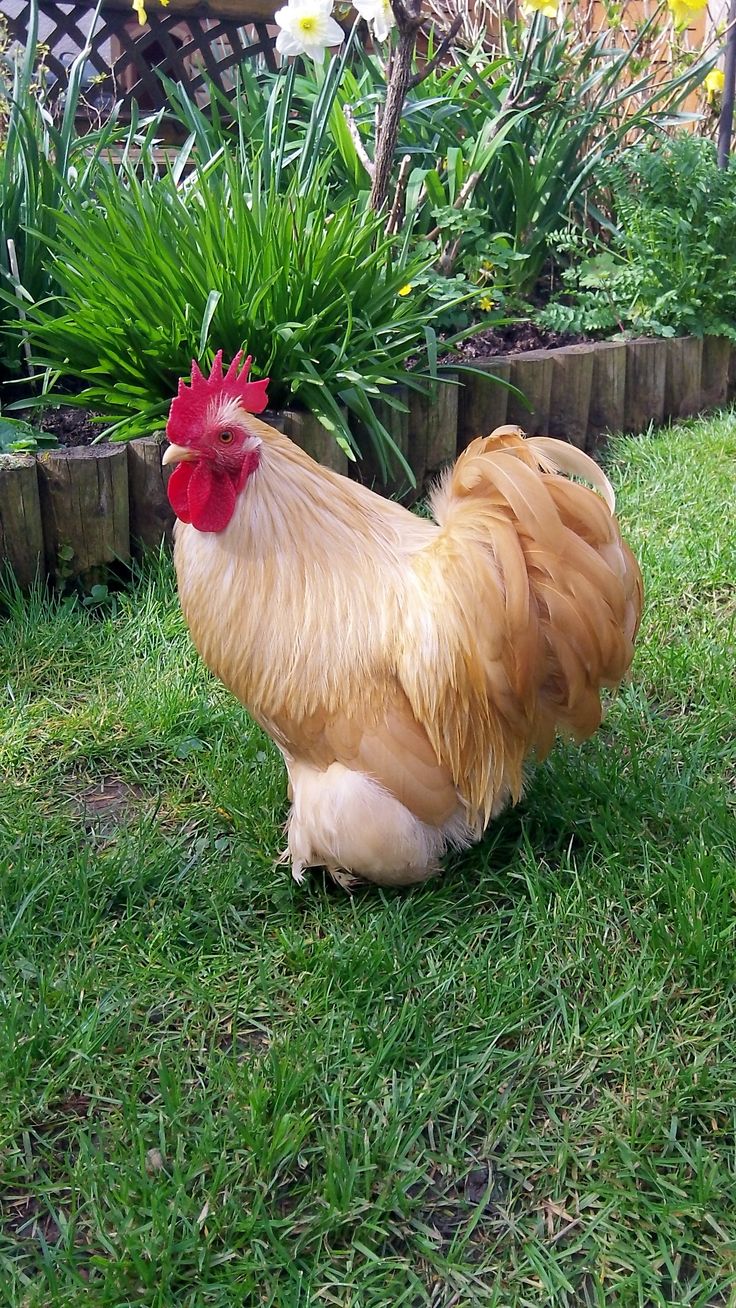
[166,460,241,533]
[167,462,194,522]
[187,462,237,533]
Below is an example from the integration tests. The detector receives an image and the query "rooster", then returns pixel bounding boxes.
[162,351,642,888]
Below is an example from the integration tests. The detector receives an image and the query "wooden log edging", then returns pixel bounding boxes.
[127,436,174,552]
[36,445,130,582]
[2,332,735,591]
[624,337,668,433]
[729,344,736,402]
[587,341,627,452]
[0,453,44,590]
[664,336,703,420]
[548,344,595,450]
[457,357,511,449]
[700,335,731,410]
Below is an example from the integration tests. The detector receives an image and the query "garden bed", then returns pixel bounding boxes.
[2,333,735,590]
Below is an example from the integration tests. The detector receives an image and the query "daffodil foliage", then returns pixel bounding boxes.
[22,82,472,473]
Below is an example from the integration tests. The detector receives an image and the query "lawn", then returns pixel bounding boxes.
[1,413,735,1307]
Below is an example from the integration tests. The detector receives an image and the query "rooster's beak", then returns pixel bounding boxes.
[162,443,198,467]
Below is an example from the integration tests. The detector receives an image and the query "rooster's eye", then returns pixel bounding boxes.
[219,430,234,444]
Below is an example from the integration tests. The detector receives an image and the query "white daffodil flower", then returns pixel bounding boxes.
[274,0,345,61]
[353,0,396,42]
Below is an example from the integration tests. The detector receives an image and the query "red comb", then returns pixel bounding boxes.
[167,350,270,440]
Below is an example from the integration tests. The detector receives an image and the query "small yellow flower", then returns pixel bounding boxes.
[704,68,725,99]
[398,284,413,297]
[481,260,494,272]
[523,0,558,16]
[132,0,147,23]
[478,295,494,312]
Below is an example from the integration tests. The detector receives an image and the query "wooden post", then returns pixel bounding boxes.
[663,336,703,420]
[623,338,667,433]
[587,341,627,451]
[506,351,554,435]
[262,410,286,433]
[456,358,511,450]
[352,387,411,498]
[700,335,731,410]
[408,376,459,495]
[127,437,174,552]
[36,445,129,580]
[0,453,45,590]
[426,375,459,473]
[547,344,595,449]
[728,343,736,402]
[282,410,348,475]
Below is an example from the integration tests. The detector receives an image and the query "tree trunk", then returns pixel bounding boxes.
[717,0,736,167]
[370,27,417,213]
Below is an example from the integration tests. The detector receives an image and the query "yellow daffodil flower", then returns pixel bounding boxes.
[704,68,725,99]
[667,0,707,30]
[523,0,559,17]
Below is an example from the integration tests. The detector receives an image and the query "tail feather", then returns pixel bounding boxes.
[421,425,643,820]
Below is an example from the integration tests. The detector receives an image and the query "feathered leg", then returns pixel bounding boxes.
[285,760,456,888]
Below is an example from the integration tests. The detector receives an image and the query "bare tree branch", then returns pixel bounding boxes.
[386,153,413,233]
[342,103,375,178]
[409,14,463,89]
[437,235,462,277]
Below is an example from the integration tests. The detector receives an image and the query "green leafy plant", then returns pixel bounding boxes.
[158,8,714,308]
[539,135,736,340]
[24,139,470,473]
[0,0,130,385]
[0,413,56,452]
[315,12,716,295]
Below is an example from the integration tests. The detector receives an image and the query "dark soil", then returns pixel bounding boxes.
[442,320,592,361]
[37,406,110,448]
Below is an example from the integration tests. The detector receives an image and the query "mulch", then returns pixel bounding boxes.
[441,320,591,362]
[36,406,110,449]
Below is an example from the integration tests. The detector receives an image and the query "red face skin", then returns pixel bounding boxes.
[165,351,270,534]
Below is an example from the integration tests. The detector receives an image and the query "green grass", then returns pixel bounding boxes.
[1,413,735,1307]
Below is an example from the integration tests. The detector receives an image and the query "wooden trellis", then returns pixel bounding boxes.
[5,1,278,117]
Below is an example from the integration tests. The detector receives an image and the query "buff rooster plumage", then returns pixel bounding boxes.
[162,352,642,888]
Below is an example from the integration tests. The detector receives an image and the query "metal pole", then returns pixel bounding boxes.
[717,0,736,166]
